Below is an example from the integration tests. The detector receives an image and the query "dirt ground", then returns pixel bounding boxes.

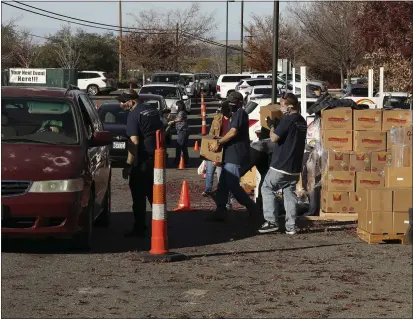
[2,166,412,318]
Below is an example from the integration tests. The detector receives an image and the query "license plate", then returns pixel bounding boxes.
[112,142,125,149]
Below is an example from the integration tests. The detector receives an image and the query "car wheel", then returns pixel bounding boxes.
[95,180,111,227]
[71,193,94,251]
[87,84,99,96]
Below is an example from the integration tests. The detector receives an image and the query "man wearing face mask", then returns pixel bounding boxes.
[258,93,307,235]
[208,92,259,221]
[119,89,164,238]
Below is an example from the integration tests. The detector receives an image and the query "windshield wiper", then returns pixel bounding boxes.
[1,138,63,145]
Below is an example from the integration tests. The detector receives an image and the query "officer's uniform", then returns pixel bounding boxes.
[126,100,164,234]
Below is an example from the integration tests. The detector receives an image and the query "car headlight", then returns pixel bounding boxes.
[28,178,84,193]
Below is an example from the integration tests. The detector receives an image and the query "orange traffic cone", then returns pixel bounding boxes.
[174,180,192,211]
[178,155,185,170]
[194,141,199,151]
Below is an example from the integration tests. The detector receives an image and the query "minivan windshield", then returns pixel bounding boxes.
[1,98,78,145]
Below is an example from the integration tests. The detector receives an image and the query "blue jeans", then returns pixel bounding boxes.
[216,162,255,212]
[205,160,222,192]
[261,169,300,232]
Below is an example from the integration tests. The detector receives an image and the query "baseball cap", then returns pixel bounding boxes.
[227,91,244,103]
[116,89,139,103]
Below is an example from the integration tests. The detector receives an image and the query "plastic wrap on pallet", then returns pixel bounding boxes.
[390,127,410,168]
[305,117,326,193]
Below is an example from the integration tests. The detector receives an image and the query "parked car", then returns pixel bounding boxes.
[245,85,274,104]
[1,86,112,250]
[279,73,328,92]
[235,78,282,99]
[150,71,184,85]
[216,73,252,100]
[180,73,197,98]
[194,73,217,96]
[97,94,172,166]
[343,84,376,97]
[139,83,191,114]
[77,71,117,96]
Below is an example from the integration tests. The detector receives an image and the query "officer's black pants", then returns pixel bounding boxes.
[129,158,154,228]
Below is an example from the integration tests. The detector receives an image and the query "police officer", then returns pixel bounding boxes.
[118,89,164,238]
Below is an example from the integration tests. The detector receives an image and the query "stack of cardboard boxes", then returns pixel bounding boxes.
[320,107,412,235]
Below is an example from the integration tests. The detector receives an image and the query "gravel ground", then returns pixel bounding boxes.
[2,100,412,318]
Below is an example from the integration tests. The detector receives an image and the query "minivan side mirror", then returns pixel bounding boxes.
[90,131,112,147]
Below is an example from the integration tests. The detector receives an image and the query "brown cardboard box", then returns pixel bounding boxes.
[382,110,412,131]
[240,166,256,188]
[349,190,367,213]
[386,132,391,151]
[391,145,412,168]
[389,125,413,145]
[325,171,355,192]
[366,211,393,234]
[322,191,349,213]
[385,167,413,188]
[367,189,393,212]
[353,131,386,152]
[322,130,353,151]
[260,104,284,129]
[200,136,223,163]
[370,151,392,173]
[393,212,410,234]
[321,108,353,130]
[358,210,367,230]
[393,189,413,212]
[356,172,385,189]
[349,152,371,172]
[327,150,350,171]
[353,109,382,131]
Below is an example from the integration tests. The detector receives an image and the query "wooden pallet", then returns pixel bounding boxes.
[357,228,408,244]
[299,211,358,222]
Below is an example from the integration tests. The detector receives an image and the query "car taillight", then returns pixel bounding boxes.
[249,119,259,127]
[216,85,220,92]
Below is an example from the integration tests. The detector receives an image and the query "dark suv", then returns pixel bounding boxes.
[1,86,112,250]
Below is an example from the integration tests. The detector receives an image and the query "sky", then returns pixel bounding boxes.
[1,0,289,42]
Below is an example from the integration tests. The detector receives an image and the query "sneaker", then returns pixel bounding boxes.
[285,229,297,235]
[226,203,232,211]
[258,221,279,234]
[202,191,213,197]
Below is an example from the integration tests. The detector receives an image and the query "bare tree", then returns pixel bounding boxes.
[14,29,39,68]
[54,25,80,69]
[1,19,20,68]
[289,2,363,88]
[124,3,217,72]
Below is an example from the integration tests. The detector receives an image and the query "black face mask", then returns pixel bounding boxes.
[229,103,240,112]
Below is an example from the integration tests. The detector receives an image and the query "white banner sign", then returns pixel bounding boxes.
[9,68,47,84]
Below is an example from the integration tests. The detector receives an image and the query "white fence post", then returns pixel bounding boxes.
[292,67,296,95]
[379,67,384,96]
[368,69,374,98]
[300,66,307,116]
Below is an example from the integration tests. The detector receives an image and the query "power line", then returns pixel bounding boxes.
[9,0,247,52]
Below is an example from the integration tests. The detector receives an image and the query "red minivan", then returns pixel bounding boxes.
[1,86,112,250]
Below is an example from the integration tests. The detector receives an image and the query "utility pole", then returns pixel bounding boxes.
[175,23,179,72]
[271,0,279,104]
[240,0,244,73]
[118,0,122,82]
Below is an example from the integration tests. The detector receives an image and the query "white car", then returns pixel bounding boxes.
[235,78,274,99]
[246,85,274,104]
[139,83,191,114]
[244,98,272,141]
[180,73,197,97]
[216,74,252,100]
[77,71,117,96]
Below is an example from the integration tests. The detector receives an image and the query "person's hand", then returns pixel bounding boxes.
[50,126,59,133]
[209,141,220,152]
[122,164,132,180]
[266,116,274,129]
